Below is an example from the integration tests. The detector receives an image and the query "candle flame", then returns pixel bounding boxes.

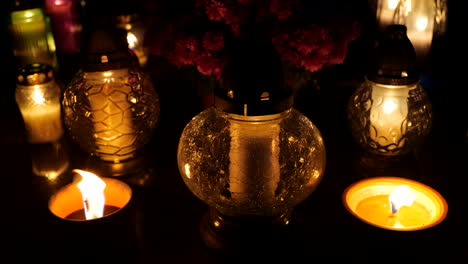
[389,185,416,213]
[387,0,399,10]
[127,32,138,49]
[416,16,428,31]
[382,98,397,114]
[74,169,106,220]
[32,88,46,104]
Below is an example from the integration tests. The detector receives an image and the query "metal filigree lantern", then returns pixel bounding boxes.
[62,23,159,164]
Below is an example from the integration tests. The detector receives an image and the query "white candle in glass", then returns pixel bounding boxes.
[228,113,281,206]
[369,82,412,150]
[20,102,63,143]
[16,80,64,144]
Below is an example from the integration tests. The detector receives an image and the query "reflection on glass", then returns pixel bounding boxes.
[30,140,70,180]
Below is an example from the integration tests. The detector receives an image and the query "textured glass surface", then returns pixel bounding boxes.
[62,67,159,163]
[177,107,326,216]
[15,80,64,143]
[347,80,432,156]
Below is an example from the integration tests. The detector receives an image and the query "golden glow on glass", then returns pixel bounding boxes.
[102,71,113,77]
[32,88,46,104]
[382,99,397,114]
[369,83,409,148]
[184,164,191,179]
[416,16,428,31]
[24,11,35,19]
[387,0,398,9]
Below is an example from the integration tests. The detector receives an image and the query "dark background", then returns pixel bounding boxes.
[1,0,467,263]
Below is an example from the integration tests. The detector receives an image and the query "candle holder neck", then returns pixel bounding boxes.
[200,207,299,256]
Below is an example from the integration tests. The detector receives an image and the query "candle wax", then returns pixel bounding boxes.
[65,205,121,221]
[355,194,431,229]
[20,103,64,143]
[228,115,280,204]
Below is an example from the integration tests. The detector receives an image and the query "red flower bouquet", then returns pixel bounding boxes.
[144,0,361,92]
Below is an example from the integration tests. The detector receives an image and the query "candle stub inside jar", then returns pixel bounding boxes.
[65,205,121,221]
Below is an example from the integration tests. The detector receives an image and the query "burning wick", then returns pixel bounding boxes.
[74,169,106,220]
[343,177,447,231]
[49,169,132,221]
[388,185,416,215]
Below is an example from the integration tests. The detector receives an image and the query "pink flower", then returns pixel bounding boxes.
[196,52,223,79]
[170,36,201,66]
[202,31,224,51]
[236,0,253,4]
[270,0,298,21]
[146,0,361,81]
[204,0,227,21]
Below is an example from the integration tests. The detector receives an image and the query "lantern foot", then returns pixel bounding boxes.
[199,207,300,257]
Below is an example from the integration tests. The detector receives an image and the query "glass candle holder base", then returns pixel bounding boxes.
[200,207,298,256]
[29,138,70,179]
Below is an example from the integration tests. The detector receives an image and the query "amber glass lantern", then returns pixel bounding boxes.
[177,39,326,251]
[62,23,159,165]
[347,25,432,167]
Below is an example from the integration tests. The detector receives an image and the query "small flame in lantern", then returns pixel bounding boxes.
[387,0,399,10]
[53,0,65,6]
[32,88,46,104]
[74,169,106,220]
[127,32,139,50]
[382,98,397,114]
[416,16,428,31]
[388,185,416,213]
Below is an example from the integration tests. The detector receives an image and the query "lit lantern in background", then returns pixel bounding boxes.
[115,13,149,68]
[62,23,160,164]
[43,0,82,54]
[15,63,64,144]
[177,38,326,250]
[374,0,448,62]
[8,3,59,71]
[347,24,432,164]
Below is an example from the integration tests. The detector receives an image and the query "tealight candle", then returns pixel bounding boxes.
[49,169,132,221]
[343,177,448,231]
